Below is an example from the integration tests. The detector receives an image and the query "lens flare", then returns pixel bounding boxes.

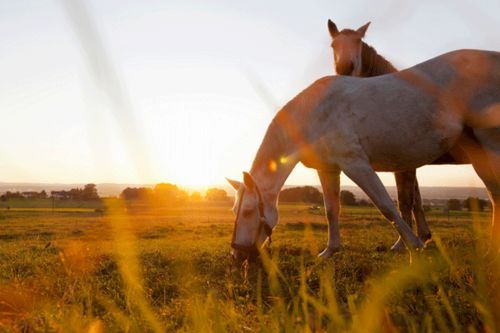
[269,160,277,172]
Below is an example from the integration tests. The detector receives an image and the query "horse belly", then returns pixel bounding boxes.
[357,110,463,172]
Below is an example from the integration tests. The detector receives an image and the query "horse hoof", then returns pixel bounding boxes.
[390,239,406,251]
[318,247,340,259]
[419,232,432,244]
[391,237,425,251]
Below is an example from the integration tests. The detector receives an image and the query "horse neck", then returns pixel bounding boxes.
[249,121,298,204]
[360,42,397,77]
[249,76,333,208]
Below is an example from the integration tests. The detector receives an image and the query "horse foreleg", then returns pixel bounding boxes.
[317,169,341,258]
[339,159,424,252]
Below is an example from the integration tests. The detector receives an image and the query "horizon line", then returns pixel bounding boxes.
[0,181,488,189]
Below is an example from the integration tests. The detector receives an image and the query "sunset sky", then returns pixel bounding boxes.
[1,0,499,188]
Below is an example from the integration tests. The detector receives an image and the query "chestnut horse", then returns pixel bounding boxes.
[327,20,432,251]
[228,49,500,261]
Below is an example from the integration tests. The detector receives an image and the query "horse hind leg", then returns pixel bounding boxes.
[413,178,432,243]
[392,172,432,251]
[391,171,417,251]
[471,151,500,251]
[466,128,500,331]
[462,129,500,251]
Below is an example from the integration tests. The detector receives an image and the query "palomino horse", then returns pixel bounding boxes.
[327,20,431,252]
[228,49,500,261]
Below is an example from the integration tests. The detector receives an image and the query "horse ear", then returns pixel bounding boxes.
[242,172,255,190]
[356,21,371,37]
[226,178,242,190]
[327,19,339,38]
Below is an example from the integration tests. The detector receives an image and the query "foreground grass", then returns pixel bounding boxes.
[0,202,498,332]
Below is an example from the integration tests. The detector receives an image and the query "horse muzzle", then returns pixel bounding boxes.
[231,243,260,262]
[336,61,354,76]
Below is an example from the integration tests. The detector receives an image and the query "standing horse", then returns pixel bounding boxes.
[228,49,500,261]
[327,20,431,251]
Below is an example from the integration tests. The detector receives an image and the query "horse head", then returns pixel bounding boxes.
[227,172,274,261]
[328,19,370,76]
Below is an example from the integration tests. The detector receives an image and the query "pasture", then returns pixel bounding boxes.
[0,201,498,332]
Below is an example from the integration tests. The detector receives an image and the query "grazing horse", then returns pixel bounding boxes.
[327,20,431,251]
[228,49,500,261]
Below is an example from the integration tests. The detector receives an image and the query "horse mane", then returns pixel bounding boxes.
[250,77,334,175]
[360,42,397,76]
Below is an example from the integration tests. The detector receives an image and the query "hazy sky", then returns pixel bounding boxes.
[1,0,499,187]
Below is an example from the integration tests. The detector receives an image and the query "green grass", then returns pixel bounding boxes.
[0,202,498,332]
[0,199,103,209]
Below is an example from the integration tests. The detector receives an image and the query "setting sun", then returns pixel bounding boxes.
[143,87,270,187]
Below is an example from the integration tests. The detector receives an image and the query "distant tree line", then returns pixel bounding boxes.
[279,186,323,204]
[1,190,48,201]
[50,184,100,201]
[121,183,188,204]
[447,197,490,212]
[205,188,229,201]
[120,184,229,204]
[279,186,371,206]
[0,184,100,201]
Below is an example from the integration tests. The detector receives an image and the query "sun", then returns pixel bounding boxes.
[164,155,219,188]
[139,72,270,189]
[147,106,256,188]
[152,128,221,187]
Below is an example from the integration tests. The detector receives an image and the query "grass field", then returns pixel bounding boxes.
[0,199,103,210]
[0,201,498,332]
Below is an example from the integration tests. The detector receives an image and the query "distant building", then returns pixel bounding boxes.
[21,191,39,199]
[51,191,71,200]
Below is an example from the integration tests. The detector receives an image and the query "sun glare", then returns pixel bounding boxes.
[152,118,220,187]
[145,93,267,188]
